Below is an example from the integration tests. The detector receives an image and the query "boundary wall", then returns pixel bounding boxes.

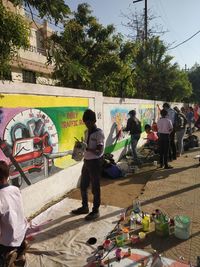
[0,82,181,216]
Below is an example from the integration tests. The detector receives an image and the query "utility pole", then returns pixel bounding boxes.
[133,0,148,41]
[144,0,147,41]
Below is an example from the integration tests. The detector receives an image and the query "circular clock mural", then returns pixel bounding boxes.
[3,108,59,186]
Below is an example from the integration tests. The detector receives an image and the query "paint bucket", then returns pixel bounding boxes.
[174,215,190,240]
[155,221,169,237]
[115,235,125,247]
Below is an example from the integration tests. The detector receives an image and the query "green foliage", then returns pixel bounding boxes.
[9,0,70,23]
[48,3,136,96]
[132,37,192,101]
[187,64,200,103]
[47,3,192,101]
[0,1,29,79]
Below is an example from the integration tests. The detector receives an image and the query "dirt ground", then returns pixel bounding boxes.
[67,164,156,208]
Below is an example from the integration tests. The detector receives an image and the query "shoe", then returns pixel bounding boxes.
[164,165,173,169]
[5,250,17,267]
[15,255,26,266]
[71,206,89,215]
[85,211,100,221]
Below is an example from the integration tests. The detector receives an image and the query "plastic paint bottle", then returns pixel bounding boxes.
[142,216,150,232]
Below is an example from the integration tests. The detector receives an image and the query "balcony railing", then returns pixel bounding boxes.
[25,45,46,56]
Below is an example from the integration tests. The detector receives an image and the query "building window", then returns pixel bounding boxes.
[22,70,36,83]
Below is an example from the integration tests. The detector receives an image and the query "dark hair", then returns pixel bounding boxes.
[0,161,9,180]
[163,102,170,109]
[82,109,96,123]
[174,106,180,113]
[128,110,136,116]
[144,124,151,130]
[160,109,168,117]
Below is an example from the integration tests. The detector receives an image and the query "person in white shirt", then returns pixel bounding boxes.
[163,102,177,160]
[0,160,28,266]
[72,109,105,221]
[157,109,173,169]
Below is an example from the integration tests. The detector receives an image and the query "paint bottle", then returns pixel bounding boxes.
[130,217,136,230]
[142,216,150,232]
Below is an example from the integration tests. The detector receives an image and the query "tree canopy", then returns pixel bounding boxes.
[0,1,30,79]
[47,3,136,97]
[132,37,192,101]
[0,0,70,79]
[187,64,200,104]
[47,3,192,101]
[9,0,70,23]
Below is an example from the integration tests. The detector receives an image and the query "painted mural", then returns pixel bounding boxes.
[104,106,135,154]
[0,94,88,188]
[110,108,129,141]
[139,104,155,131]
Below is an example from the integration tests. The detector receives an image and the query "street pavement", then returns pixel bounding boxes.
[137,142,200,265]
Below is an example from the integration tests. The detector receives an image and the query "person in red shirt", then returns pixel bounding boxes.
[144,124,158,145]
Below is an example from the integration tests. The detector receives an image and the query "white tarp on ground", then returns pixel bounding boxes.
[26,198,189,267]
[26,198,123,267]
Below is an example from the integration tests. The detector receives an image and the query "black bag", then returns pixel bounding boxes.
[183,135,199,151]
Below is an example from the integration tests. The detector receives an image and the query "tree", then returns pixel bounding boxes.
[9,0,70,24]
[47,3,137,97]
[0,1,29,79]
[0,0,70,80]
[132,37,192,101]
[187,64,200,103]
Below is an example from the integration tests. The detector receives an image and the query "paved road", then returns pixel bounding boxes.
[137,143,200,265]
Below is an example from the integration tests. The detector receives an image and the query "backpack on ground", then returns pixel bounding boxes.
[102,164,123,179]
[183,135,199,151]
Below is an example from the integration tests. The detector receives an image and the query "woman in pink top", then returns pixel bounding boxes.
[144,124,158,144]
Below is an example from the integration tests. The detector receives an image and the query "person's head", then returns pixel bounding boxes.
[82,109,96,129]
[180,106,185,113]
[163,102,170,110]
[0,161,9,184]
[144,124,151,133]
[160,109,168,118]
[174,106,180,113]
[128,110,136,117]
[189,106,193,112]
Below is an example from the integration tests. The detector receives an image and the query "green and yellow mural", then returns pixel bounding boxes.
[0,94,88,187]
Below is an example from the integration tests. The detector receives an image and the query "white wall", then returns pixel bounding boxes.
[0,82,182,217]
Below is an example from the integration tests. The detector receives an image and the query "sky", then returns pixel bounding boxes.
[67,0,200,70]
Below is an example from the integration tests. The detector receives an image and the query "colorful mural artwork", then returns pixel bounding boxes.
[139,104,155,131]
[104,107,131,154]
[0,94,88,187]
[110,108,129,141]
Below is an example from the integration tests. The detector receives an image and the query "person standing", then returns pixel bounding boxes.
[163,102,177,160]
[174,107,187,156]
[0,161,28,266]
[72,109,105,221]
[157,109,173,169]
[123,110,142,165]
[186,106,194,135]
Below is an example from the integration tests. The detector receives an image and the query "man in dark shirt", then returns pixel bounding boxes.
[123,110,142,165]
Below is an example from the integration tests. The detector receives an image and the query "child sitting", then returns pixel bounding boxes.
[144,124,158,146]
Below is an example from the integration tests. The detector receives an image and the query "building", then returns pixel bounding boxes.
[3,0,55,85]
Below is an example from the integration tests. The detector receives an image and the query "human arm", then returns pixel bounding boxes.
[86,130,104,156]
[123,118,131,132]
